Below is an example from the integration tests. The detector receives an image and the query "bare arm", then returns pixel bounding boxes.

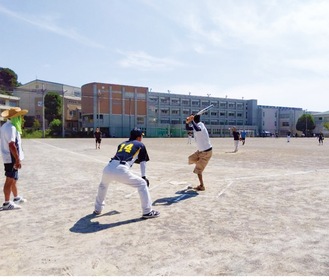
[9,141,21,169]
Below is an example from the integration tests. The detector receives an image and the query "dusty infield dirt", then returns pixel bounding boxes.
[1,136,328,276]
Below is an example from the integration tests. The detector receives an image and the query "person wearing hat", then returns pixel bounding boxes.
[0,107,28,210]
[93,128,160,219]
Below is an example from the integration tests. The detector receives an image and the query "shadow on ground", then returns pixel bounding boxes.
[153,188,199,206]
[70,210,146,233]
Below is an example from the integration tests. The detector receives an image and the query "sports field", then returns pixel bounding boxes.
[1,136,329,276]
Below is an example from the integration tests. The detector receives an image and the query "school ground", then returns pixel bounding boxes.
[1,136,329,276]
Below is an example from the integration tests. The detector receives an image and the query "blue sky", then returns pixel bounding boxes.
[1,0,329,112]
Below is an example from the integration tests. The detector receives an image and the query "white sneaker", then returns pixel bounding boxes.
[13,196,27,204]
[2,201,21,210]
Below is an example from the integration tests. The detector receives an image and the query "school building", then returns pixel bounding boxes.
[8,79,326,138]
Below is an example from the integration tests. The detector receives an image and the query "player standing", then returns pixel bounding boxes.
[185,114,212,191]
[93,128,160,219]
[94,127,102,149]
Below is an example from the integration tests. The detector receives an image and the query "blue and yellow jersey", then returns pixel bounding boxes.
[113,140,149,165]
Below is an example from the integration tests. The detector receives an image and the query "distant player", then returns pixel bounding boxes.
[94,127,102,149]
[240,130,246,145]
[318,132,324,145]
[232,127,240,152]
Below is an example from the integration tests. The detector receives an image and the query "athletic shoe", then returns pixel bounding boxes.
[193,185,205,191]
[2,201,21,210]
[142,210,160,219]
[13,196,27,204]
[93,210,102,215]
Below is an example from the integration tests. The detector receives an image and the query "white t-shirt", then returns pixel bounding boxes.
[0,120,24,163]
[193,121,212,152]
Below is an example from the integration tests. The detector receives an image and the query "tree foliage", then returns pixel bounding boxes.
[49,118,62,136]
[0,67,20,94]
[296,114,316,136]
[323,122,329,131]
[45,92,62,124]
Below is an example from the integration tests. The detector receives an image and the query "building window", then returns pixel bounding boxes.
[161,109,169,115]
[282,122,289,127]
[149,97,158,103]
[160,97,170,104]
[171,119,180,124]
[137,117,144,124]
[160,119,170,124]
[191,100,199,106]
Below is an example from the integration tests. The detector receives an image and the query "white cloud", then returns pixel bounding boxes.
[0,4,104,49]
[117,50,184,71]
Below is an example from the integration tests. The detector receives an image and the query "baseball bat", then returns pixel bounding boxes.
[196,104,214,115]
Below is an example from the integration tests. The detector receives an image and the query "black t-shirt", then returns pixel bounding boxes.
[233,131,240,140]
[94,131,101,139]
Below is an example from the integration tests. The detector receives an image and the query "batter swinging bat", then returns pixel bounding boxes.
[196,104,214,115]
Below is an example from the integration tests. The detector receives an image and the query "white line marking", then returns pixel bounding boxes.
[217,181,233,198]
[31,140,108,164]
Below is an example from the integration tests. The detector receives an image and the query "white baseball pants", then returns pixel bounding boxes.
[95,160,152,215]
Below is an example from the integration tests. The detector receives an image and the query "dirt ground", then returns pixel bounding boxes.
[0,136,329,276]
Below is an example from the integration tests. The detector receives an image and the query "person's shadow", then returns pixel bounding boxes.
[152,189,199,206]
[69,210,146,234]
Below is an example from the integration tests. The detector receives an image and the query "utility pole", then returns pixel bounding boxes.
[62,89,68,138]
[41,83,46,138]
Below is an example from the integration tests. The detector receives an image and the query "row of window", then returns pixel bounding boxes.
[149,118,244,126]
[151,109,245,118]
[149,97,245,109]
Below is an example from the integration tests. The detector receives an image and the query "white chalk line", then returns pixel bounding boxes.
[217,181,233,198]
[31,140,108,164]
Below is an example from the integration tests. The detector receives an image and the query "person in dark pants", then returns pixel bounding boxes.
[94,127,102,149]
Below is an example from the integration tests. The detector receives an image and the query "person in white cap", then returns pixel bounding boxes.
[0,107,28,210]
[94,128,160,219]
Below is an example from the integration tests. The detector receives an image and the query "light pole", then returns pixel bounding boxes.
[62,89,68,138]
[98,87,104,128]
[41,83,46,138]
[305,109,308,137]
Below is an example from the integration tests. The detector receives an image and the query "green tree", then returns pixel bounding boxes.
[323,122,329,131]
[0,67,20,94]
[296,114,316,136]
[32,119,41,131]
[49,118,62,136]
[45,92,62,124]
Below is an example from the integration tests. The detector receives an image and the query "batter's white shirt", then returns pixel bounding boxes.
[193,122,212,152]
[0,120,24,163]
